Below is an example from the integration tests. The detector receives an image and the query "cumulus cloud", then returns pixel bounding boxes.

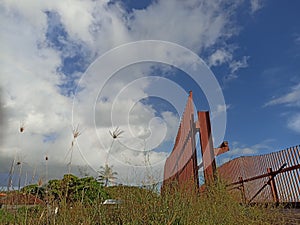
[0,0,256,185]
[128,0,240,52]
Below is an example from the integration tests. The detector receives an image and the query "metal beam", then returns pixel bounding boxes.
[197,111,216,184]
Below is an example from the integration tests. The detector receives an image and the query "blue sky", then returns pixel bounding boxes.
[0,0,299,186]
[218,1,300,158]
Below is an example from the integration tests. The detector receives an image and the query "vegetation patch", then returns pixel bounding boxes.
[0,177,286,225]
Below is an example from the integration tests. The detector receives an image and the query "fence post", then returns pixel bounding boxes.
[197,111,216,184]
[238,177,246,204]
[267,167,279,203]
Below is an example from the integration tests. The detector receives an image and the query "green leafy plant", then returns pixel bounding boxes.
[97,164,118,187]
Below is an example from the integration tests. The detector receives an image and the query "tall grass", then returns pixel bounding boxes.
[0,125,288,224]
[0,180,287,225]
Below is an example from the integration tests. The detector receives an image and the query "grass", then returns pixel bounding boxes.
[0,179,287,225]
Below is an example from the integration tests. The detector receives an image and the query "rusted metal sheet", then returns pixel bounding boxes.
[218,145,300,203]
[162,91,228,192]
[214,141,229,156]
[163,91,199,191]
[267,167,279,203]
[197,111,216,184]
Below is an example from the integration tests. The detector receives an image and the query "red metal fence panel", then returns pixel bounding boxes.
[218,145,300,203]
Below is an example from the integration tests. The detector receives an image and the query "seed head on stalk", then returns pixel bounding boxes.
[66,124,83,174]
[106,127,124,164]
[71,124,82,147]
[109,127,124,139]
[16,159,28,190]
[19,121,25,133]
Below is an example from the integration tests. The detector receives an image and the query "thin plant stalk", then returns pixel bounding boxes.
[45,155,48,186]
[17,161,23,191]
[24,171,28,187]
[105,139,115,164]
[66,124,82,174]
[31,165,37,184]
[7,158,16,191]
[106,127,124,164]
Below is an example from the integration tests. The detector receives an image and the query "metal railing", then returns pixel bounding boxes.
[218,145,300,203]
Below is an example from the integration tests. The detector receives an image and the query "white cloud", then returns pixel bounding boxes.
[211,104,231,119]
[218,140,274,165]
[265,83,300,107]
[265,83,300,134]
[250,0,264,14]
[209,49,233,67]
[0,0,256,185]
[288,114,300,133]
[229,56,249,74]
[129,0,241,52]
[231,141,271,155]
[222,55,249,81]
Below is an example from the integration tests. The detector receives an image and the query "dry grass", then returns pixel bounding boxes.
[0,181,287,225]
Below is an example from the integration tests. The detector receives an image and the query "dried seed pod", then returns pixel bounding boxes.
[73,124,82,139]
[109,127,124,139]
[19,121,25,133]
[38,178,43,187]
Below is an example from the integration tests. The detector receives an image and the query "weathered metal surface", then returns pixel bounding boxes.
[197,111,216,184]
[267,167,279,203]
[162,91,230,192]
[162,92,299,204]
[219,145,300,203]
[162,92,199,191]
[214,141,229,156]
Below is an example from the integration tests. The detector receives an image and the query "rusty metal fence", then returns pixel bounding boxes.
[162,92,299,204]
[218,145,300,203]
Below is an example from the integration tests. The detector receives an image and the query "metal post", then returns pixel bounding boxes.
[239,177,246,204]
[189,91,198,189]
[197,111,216,184]
[267,167,279,203]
